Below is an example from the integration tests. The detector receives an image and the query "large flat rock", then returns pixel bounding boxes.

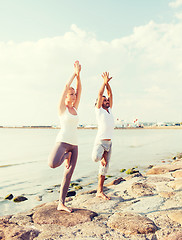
[0,218,40,240]
[168,179,182,190]
[32,201,98,227]
[107,212,158,235]
[172,169,182,178]
[146,164,182,175]
[131,182,156,196]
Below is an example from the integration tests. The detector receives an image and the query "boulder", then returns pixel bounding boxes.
[146,164,182,175]
[4,194,13,200]
[70,182,79,187]
[13,196,28,202]
[66,190,76,197]
[74,185,83,190]
[0,218,40,240]
[125,168,139,174]
[32,202,97,227]
[176,153,182,159]
[125,172,143,180]
[168,210,182,225]
[131,182,155,196]
[172,169,182,178]
[168,179,182,190]
[105,177,125,186]
[107,212,158,235]
[158,191,175,198]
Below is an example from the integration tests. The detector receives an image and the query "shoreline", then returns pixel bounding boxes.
[1,126,182,129]
[1,154,182,239]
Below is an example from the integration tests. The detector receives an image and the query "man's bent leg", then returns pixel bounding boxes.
[100,151,108,167]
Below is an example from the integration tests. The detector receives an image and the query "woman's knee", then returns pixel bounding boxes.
[48,157,57,168]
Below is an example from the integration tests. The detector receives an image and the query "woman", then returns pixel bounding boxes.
[48,60,81,213]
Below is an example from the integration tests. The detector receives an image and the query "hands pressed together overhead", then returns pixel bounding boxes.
[74,60,81,77]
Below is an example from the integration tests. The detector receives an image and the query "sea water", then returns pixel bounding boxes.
[0,128,182,216]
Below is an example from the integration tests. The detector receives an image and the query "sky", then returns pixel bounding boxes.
[0,0,182,126]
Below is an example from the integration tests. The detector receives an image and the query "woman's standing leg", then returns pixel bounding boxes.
[57,145,78,212]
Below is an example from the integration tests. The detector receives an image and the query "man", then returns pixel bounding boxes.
[92,72,114,200]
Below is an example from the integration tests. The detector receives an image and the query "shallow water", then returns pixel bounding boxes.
[0,128,182,216]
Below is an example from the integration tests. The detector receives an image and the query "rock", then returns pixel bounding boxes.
[105,177,125,186]
[146,164,182,175]
[168,179,182,190]
[168,210,182,225]
[32,202,97,227]
[74,185,83,190]
[0,218,40,240]
[126,168,139,175]
[53,184,61,187]
[13,196,28,202]
[125,172,143,180]
[35,195,42,201]
[75,178,83,182]
[46,189,54,193]
[107,212,158,235]
[66,190,76,197]
[106,175,113,178]
[70,182,79,187]
[83,189,97,194]
[120,169,126,173]
[148,164,154,169]
[176,153,182,159]
[158,191,175,198]
[131,182,155,196]
[172,169,182,178]
[4,193,13,200]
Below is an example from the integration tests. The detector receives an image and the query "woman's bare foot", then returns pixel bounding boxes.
[64,152,72,169]
[96,191,111,200]
[57,202,73,213]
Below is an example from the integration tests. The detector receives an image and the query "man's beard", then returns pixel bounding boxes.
[102,103,110,109]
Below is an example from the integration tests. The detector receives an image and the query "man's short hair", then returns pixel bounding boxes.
[95,96,106,106]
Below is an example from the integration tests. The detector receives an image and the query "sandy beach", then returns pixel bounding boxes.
[1,153,182,240]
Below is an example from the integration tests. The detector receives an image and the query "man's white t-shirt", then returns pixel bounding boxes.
[95,107,114,141]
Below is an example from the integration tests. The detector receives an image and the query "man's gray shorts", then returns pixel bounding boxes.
[92,140,112,176]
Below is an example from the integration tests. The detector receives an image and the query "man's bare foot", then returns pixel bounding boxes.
[96,191,111,200]
[57,202,73,213]
[64,152,72,169]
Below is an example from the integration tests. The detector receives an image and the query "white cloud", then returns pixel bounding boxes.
[169,0,182,8]
[1,19,182,125]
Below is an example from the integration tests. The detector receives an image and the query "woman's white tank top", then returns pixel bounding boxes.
[56,107,79,145]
